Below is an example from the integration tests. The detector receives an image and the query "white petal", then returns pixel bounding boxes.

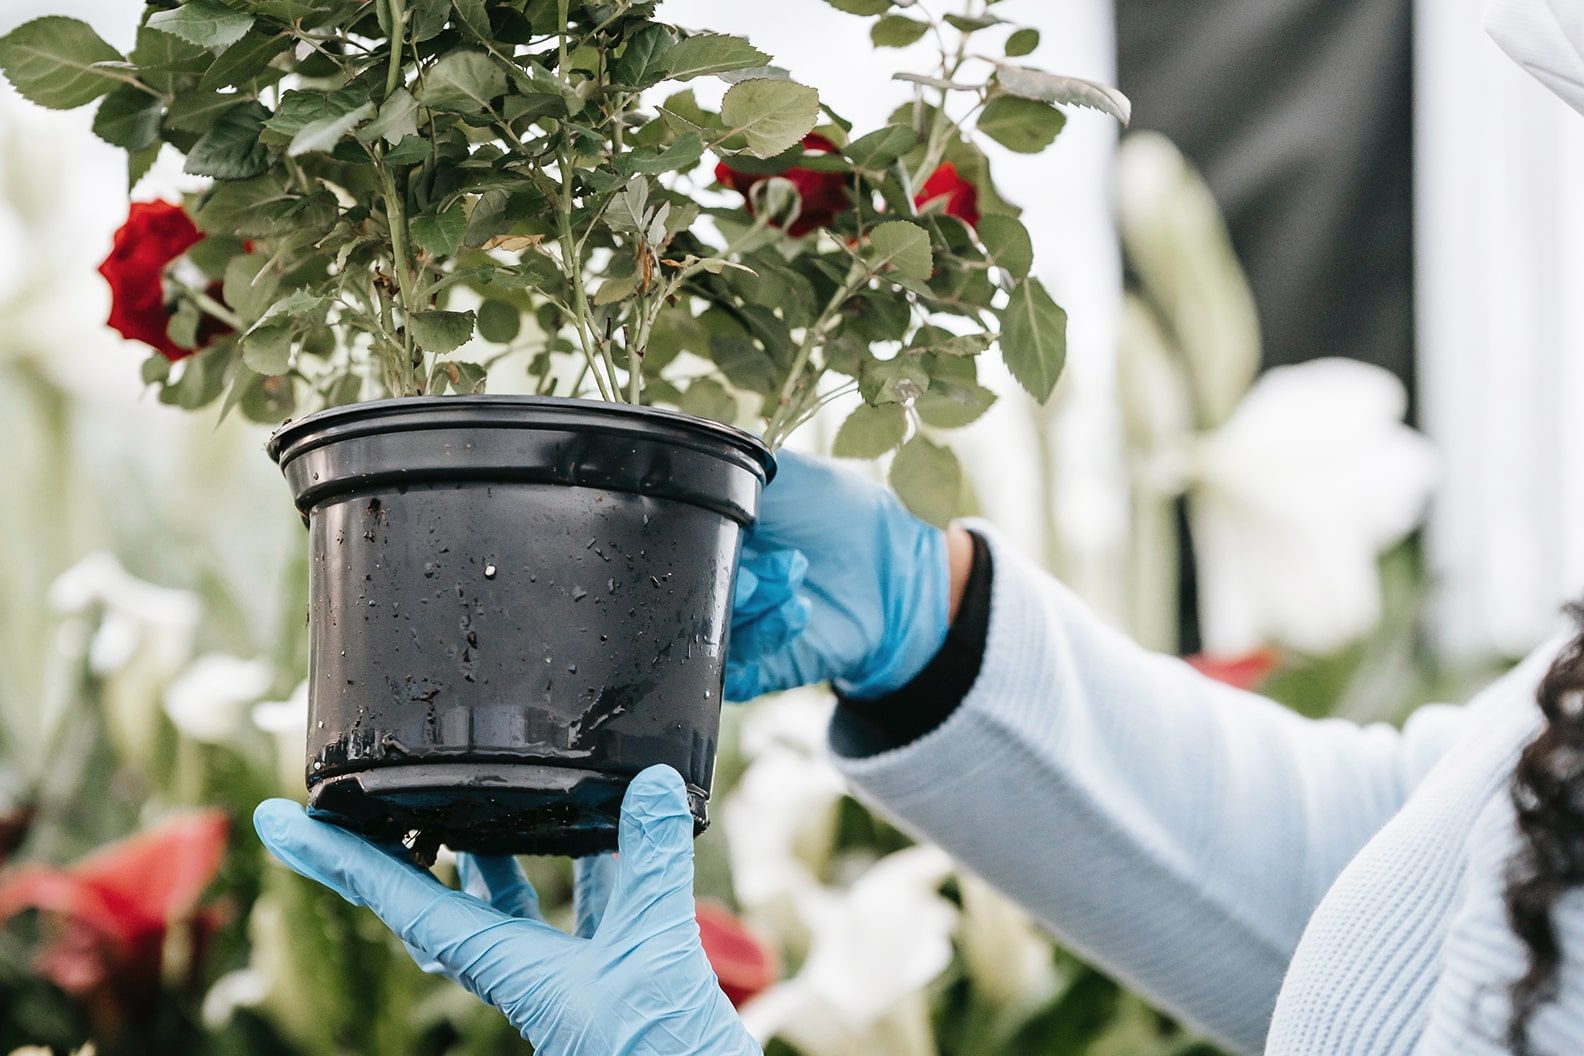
[164,655,275,744]
[1189,360,1440,654]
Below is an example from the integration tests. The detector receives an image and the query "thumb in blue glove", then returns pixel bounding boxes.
[253,766,759,1056]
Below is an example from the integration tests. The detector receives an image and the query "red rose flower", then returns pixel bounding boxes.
[98,200,220,362]
[916,162,980,229]
[716,133,850,237]
[0,811,229,1033]
[1187,649,1281,692]
[697,899,779,1007]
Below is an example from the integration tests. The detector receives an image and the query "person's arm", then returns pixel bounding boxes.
[828,527,1467,1054]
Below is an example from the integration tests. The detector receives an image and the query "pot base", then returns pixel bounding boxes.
[307,763,708,858]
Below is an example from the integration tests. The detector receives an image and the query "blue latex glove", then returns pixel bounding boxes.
[727,449,951,701]
[253,766,759,1056]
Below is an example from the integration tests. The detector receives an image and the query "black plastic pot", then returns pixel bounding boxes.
[267,396,773,857]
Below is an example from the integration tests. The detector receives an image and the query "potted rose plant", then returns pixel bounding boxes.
[1,0,1124,856]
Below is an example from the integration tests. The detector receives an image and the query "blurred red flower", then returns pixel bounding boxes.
[98,200,228,362]
[716,134,851,237]
[0,811,229,1032]
[1187,649,1281,692]
[916,162,981,229]
[697,899,779,1007]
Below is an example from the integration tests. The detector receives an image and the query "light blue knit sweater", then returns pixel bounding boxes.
[828,531,1584,1055]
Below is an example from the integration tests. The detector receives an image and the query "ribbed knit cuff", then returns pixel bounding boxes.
[832,531,992,756]
[829,524,1056,783]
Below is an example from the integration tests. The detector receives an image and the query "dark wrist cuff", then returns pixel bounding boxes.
[832,530,992,756]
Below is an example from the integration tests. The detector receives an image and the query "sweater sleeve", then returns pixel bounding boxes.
[827,527,1471,1055]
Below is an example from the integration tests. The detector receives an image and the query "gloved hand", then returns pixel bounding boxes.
[727,449,951,701]
[253,766,759,1056]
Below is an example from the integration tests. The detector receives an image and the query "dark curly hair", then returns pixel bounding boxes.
[1505,605,1584,1054]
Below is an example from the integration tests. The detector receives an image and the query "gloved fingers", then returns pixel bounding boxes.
[725,624,831,702]
[572,854,617,939]
[458,854,543,922]
[254,800,570,973]
[728,593,811,664]
[732,548,808,622]
[732,563,759,609]
[724,658,764,703]
[599,766,697,937]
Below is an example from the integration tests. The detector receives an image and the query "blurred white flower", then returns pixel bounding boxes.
[165,654,274,745]
[1117,132,1261,430]
[740,845,958,1056]
[957,873,1058,1009]
[723,691,846,928]
[1188,359,1439,655]
[200,967,270,1028]
[49,552,201,764]
[252,681,309,796]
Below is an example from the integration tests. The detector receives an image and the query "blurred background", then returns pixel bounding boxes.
[4,0,1584,1053]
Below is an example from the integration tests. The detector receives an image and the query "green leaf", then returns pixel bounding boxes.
[866,220,932,283]
[860,352,929,404]
[185,102,271,180]
[616,132,705,176]
[199,33,290,91]
[892,72,979,92]
[676,379,737,424]
[664,33,770,81]
[222,253,281,325]
[383,135,429,164]
[412,202,467,257]
[451,0,492,40]
[477,299,520,343]
[999,278,1067,401]
[845,123,919,169]
[359,87,419,144]
[92,84,163,150]
[420,49,506,112]
[262,86,368,144]
[1004,27,1040,57]
[0,17,123,110]
[978,213,1033,279]
[141,354,172,385]
[720,78,820,158]
[823,0,891,14]
[147,0,255,50]
[129,144,161,190]
[944,14,1001,32]
[166,91,247,133]
[977,95,1066,154]
[995,64,1131,125]
[606,176,650,234]
[612,23,674,87]
[290,100,374,156]
[871,15,929,47]
[889,436,962,528]
[463,189,511,247]
[411,309,476,353]
[917,382,996,428]
[833,402,906,457]
[242,321,293,375]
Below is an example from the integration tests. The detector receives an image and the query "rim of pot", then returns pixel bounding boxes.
[266,394,777,483]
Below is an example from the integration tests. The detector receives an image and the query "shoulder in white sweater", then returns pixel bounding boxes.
[828,529,1584,1055]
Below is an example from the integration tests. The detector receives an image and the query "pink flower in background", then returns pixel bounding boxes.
[0,811,229,1030]
[1187,649,1280,692]
[697,899,779,1007]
